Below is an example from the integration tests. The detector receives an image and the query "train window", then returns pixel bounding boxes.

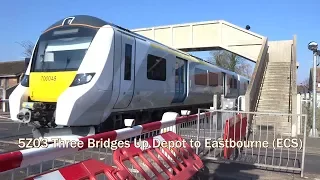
[124,44,132,80]
[194,68,207,86]
[208,72,218,86]
[147,54,166,81]
[228,76,237,88]
[233,78,238,88]
[218,73,223,86]
[229,77,233,87]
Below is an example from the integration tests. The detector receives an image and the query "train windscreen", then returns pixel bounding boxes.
[31,26,98,72]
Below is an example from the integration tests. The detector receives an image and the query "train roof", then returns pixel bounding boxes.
[46,15,250,81]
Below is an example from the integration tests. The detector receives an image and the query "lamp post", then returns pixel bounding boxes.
[308,41,319,137]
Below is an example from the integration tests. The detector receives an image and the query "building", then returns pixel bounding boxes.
[0,60,25,90]
[309,67,320,92]
[304,67,320,107]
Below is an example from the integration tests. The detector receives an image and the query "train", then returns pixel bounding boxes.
[9,15,249,139]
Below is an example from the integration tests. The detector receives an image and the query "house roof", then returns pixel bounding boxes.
[297,85,309,94]
[0,60,25,77]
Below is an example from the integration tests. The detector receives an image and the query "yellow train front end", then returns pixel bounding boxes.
[11,22,98,129]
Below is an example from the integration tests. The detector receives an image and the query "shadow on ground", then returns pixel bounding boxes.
[193,159,302,180]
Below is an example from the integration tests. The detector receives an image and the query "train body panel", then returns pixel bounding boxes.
[9,15,250,134]
[56,26,115,126]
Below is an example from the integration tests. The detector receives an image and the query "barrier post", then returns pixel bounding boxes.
[160,112,179,161]
[160,112,179,134]
[223,114,247,159]
[2,89,6,112]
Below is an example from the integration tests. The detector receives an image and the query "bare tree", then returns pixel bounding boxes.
[208,50,253,78]
[16,41,34,81]
[300,78,309,90]
[17,41,34,58]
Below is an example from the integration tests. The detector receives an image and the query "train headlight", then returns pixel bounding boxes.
[21,75,29,87]
[70,73,95,87]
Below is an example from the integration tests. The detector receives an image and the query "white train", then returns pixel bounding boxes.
[9,15,249,138]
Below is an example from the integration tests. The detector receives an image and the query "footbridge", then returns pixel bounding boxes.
[132,20,298,133]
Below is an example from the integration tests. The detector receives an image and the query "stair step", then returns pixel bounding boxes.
[259,92,290,94]
[260,88,290,91]
[257,107,289,110]
[264,75,290,81]
[257,106,289,109]
[259,93,290,96]
[256,105,289,107]
[257,104,290,108]
[258,96,290,99]
[263,76,291,79]
[258,102,290,105]
[263,76,290,78]
[256,110,290,114]
[266,68,291,71]
[257,101,290,104]
[266,68,291,70]
[262,79,291,81]
[267,66,292,68]
[263,79,291,81]
[268,62,291,64]
[256,106,290,110]
[265,69,291,71]
[259,94,290,97]
[259,90,290,93]
[260,90,290,92]
[262,83,290,86]
[266,64,291,66]
[261,84,291,87]
[261,86,290,88]
[258,100,290,104]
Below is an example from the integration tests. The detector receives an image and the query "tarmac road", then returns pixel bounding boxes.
[0,114,320,179]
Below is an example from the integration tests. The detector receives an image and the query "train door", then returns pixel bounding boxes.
[237,75,240,97]
[172,57,187,103]
[222,72,226,96]
[114,33,136,109]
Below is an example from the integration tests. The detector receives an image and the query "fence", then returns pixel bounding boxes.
[297,93,320,137]
[196,109,307,177]
[0,109,307,179]
[0,88,8,112]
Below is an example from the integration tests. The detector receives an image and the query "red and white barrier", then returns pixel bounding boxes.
[0,99,8,103]
[223,114,248,159]
[113,131,204,179]
[28,132,204,180]
[0,112,211,173]
[0,110,248,179]
[25,159,132,180]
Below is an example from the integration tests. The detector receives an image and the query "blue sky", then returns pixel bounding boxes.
[0,0,319,83]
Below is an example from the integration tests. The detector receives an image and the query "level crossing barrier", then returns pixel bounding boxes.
[112,131,204,179]
[26,131,204,180]
[0,109,306,179]
[0,112,216,179]
[25,159,132,180]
